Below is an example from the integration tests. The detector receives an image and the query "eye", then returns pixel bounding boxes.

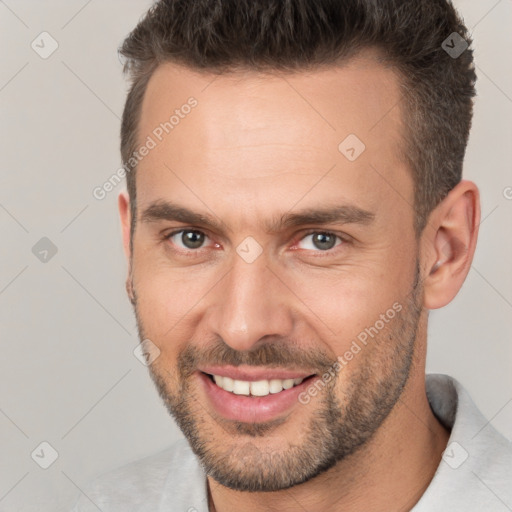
[295,231,344,252]
[165,229,211,251]
[164,229,347,256]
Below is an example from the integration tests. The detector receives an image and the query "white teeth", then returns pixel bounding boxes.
[250,380,270,396]
[222,376,234,392]
[211,374,306,396]
[232,380,250,395]
[282,379,294,390]
[269,379,284,394]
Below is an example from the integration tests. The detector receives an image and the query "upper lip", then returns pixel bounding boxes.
[198,365,316,382]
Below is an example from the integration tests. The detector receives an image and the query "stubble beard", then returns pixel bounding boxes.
[131,262,423,492]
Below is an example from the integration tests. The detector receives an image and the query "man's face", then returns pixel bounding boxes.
[123,54,426,491]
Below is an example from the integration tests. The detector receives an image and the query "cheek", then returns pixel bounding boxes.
[133,256,220,344]
[286,264,405,346]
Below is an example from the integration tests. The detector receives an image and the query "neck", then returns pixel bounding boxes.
[207,369,450,512]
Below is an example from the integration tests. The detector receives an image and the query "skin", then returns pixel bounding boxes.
[118,51,480,511]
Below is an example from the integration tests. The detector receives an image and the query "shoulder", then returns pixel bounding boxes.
[416,374,512,511]
[70,437,207,512]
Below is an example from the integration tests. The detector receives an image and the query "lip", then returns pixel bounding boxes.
[197,364,316,382]
[197,370,318,423]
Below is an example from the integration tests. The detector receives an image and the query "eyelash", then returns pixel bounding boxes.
[163,228,349,257]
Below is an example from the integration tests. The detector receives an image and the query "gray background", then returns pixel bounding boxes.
[0,1,511,510]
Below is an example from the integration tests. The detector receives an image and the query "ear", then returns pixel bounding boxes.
[118,191,135,303]
[422,180,480,310]
[118,191,131,262]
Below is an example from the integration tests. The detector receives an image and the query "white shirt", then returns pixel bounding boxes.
[70,374,512,511]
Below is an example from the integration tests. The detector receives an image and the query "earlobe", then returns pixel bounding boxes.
[423,180,480,310]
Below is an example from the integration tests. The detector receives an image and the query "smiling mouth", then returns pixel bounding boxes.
[202,371,317,397]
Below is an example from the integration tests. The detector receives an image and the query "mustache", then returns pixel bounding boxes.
[176,337,335,380]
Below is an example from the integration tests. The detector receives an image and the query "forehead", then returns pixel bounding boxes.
[135,54,413,230]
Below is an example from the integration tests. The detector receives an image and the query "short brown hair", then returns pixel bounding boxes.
[119,0,476,239]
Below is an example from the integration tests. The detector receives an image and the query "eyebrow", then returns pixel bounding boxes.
[140,200,375,234]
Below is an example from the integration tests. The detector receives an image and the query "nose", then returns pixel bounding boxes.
[205,252,294,352]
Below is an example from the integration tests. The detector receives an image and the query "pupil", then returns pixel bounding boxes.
[314,233,335,250]
[183,231,204,249]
